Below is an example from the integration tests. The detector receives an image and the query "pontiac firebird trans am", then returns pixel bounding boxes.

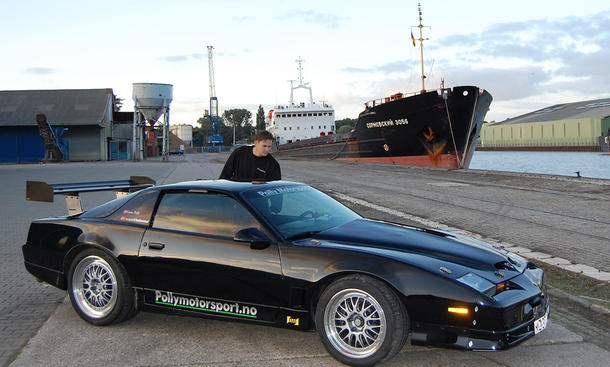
[22,178,549,366]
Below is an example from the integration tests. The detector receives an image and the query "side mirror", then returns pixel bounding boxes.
[234,227,270,250]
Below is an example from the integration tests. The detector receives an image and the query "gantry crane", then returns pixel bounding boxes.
[206,45,223,151]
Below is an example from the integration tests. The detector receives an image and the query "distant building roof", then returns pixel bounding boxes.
[0,88,113,127]
[492,97,610,126]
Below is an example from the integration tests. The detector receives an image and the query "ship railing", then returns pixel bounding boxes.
[274,102,333,110]
[363,88,451,109]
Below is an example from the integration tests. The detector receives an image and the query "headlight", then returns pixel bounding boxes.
[457,273,495,295]
[524,265,544,288]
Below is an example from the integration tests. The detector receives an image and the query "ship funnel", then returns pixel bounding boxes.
[132,83,173,125]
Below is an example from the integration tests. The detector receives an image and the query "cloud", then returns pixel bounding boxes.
[342,66,371,73]
[158,53,205,62]
[551,49,610,94]
[158,55,189,62]
[342,60,418,74]
[172,99,206,114]
[438,65,550,100]
[343,10,610,106]
[24,67,55,74]
[277,10,344,28]
[233,15,253,23]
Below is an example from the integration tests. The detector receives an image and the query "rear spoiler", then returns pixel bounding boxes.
[26,176,155,216]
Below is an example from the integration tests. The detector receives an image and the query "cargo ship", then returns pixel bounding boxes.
[271,3,493,169]
[266,57,336,145]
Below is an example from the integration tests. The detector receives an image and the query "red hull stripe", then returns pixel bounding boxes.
[334,154,461,169]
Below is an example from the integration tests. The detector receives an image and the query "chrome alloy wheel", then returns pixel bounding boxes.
[71,255,118,319]
[324,288,387,359]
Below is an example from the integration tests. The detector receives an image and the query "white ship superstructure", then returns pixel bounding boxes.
[267,58,335,145]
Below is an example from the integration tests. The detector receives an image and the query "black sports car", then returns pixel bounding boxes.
[22,178,549,366]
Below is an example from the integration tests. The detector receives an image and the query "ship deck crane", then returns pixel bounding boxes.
[206,45,223,151]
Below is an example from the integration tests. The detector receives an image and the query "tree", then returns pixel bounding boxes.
[112,94,124,112]
[222,108,254,143]
[194,115,210,147]
[197,115,210,131]
[195,115,230,146]
[191,127,204,147]
[256,105,266,131]
[337,125,353,134]
[220,123,234,145]
[335,118,357,133]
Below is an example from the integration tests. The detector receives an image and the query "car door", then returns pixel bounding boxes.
[136,190,284,322]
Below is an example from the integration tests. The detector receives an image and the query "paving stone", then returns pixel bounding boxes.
[3,156,610,366]
[559,264,601,274]
[525,251,552,259]
[539,257,572,266]
[504,246,534,254]
[0,161,178,367]
[586,271,610,281]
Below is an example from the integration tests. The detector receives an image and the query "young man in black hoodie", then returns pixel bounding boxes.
[219,130,281,182]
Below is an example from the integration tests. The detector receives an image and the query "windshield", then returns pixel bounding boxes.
[242,184,361,239]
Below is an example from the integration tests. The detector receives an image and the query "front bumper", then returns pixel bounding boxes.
[410,300,550,351]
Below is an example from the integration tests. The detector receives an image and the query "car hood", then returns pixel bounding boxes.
[314,219,526,274]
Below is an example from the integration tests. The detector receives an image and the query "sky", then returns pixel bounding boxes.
[2,0,610,126]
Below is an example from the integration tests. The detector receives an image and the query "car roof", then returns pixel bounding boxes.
[156,179,304,194]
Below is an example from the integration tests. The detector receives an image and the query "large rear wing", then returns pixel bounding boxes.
[26,176,156,216]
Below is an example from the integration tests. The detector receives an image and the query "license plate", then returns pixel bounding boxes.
[534,312,548,334]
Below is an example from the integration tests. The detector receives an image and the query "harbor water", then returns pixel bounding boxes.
[470,151,610,180]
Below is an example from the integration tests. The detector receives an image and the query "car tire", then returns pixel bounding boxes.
[315,274,408,367]
[67,248,136,326]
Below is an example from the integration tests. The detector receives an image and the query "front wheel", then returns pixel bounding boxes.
[68,249,136,326]
[315,274,408,367]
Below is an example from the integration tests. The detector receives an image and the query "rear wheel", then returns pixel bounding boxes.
[68,249,136,325]
[315,274,408,367]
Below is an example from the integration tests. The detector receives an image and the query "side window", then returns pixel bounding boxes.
[107,189,158,225]
[152,192,260,237]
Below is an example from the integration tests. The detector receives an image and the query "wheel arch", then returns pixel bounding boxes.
[309,270,411,328]
[61,242,122,289]
[65,244,138,325]
[312,270,411,365]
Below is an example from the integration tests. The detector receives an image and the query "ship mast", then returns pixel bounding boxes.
[289,57,313,106]
[417,2,426,93]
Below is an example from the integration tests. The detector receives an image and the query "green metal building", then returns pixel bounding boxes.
[479,98,610,151]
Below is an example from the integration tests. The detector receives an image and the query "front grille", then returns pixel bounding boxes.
[502,292,547,329]
[503,303,527,328]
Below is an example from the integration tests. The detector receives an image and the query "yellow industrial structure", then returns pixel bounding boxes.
[479,98,610,151]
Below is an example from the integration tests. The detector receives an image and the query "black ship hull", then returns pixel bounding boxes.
[275,86,492,169]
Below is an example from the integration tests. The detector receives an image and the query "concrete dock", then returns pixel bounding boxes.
[1,153,608,366]
[279,156,610,278]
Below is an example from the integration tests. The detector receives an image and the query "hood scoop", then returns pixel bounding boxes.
[495,260,517,271]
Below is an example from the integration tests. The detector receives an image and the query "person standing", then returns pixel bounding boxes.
[219,130,281,182]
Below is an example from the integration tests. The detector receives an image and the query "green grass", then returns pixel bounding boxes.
[532,260,610,309]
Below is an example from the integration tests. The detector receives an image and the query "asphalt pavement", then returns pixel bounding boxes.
[2,153,609,366]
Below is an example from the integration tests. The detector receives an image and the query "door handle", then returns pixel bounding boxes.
[148,242,165,250]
